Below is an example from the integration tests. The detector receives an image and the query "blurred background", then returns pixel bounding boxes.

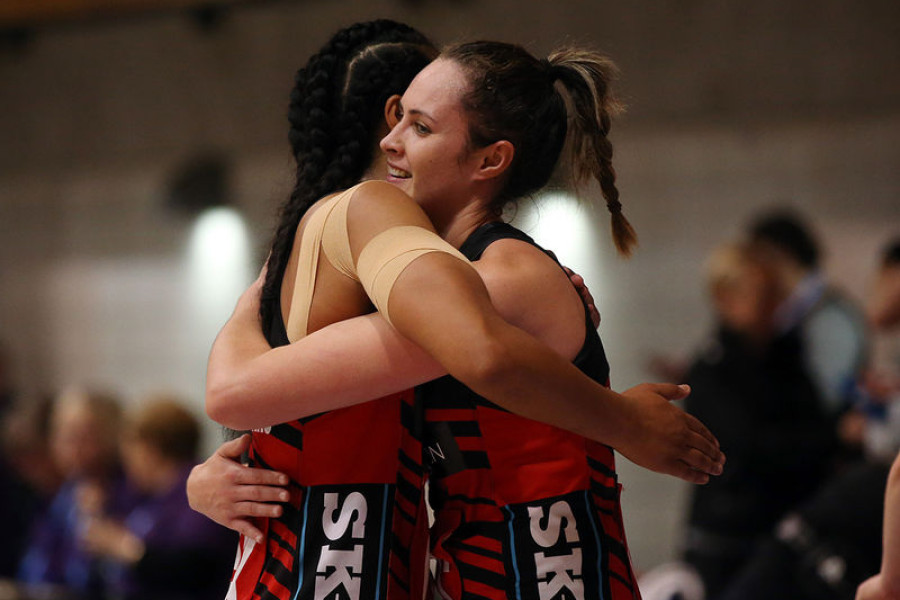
[1,0,898,578]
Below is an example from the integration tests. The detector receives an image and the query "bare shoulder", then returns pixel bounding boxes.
[350,180,410,204]
[476,238,585,356]
[477,238,570,298]
[349,181,427,219]
[345,181,435,247]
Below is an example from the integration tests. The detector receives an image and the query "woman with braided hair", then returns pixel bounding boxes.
[209,20,443,600]
[193,25,726,600]
[258,20,440,333]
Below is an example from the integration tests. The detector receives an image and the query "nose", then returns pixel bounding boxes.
[380,124,401,156]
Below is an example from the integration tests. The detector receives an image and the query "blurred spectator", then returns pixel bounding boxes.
[2,394,62,501]
[17,386,129,598]
[867,237,900,332]
[680,242,838,598]
[749,210,869,416]
[848,238,900,461]
[0,394,62,578]
[718,236,900,600]
[80,395,234,600]
[857,246,900,599]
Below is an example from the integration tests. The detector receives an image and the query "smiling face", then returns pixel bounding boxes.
[379,59,484,220]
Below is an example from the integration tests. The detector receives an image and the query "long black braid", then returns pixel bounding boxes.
[260,20,437,330]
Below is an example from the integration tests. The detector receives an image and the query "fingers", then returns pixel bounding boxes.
[576,279,593,304]
[665,401,725,479]
[217,434,252,459]
[229,519,265,545]
[232,483,290,505]
[587,304,600,329]
[683,415,725,473]
[214,436,289,487]
[568,272,591,302]
[561,267,600,327]
[217,488,286,541]
[669,461,710,485]
[680,443,725,477]
[647,382,691,401]
[562,267,587,298]
[235,499,284,519]
[685,413,720,450]
[231,464,290,487]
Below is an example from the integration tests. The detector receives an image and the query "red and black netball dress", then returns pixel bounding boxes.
[421,222,641,600]
[227,187,431,600]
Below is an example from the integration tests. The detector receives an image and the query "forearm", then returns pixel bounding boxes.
[207,312,444,430]
[386,254,723,483]
[205,309,277,429]
[388,256,633,445]
[462,322,632,443]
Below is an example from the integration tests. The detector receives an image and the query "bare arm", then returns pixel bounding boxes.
[207,181,724,482]
[208,274,721,483]
[207,280,444,430]
[209,263,598,427]
[209,257,598,428]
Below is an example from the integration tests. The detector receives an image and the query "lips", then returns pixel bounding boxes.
[387,164,411,179]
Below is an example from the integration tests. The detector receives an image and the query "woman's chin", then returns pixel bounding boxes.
[386,177,412,194]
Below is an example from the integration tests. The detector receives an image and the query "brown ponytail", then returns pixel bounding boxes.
[445,41,637,257]
[546,49,637,256]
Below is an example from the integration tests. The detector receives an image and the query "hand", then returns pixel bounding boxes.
[615,383,725,484]
[857,574,900,600]
[562,267,600,328]
[187,434,290,544]
[233,263,268,322]
[81,517,145,564]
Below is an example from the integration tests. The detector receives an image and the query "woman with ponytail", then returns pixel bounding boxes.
[196,32,725,600]
[384,41,652,600]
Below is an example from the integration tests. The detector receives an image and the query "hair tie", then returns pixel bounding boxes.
[540,57,560,83]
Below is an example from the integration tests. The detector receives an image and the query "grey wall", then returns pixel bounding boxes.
[1,0,898,572]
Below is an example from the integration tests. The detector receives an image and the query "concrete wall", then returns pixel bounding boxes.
[1,0,898,572]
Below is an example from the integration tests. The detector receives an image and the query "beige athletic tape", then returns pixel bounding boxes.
[321,190,355,278]
[357,225,469,324]
[285,190,353,342]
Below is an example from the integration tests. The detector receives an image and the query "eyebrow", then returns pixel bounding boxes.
[406,107,435,122]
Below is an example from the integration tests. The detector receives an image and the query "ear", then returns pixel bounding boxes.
[472,140,515,181]
[384,95,402,128]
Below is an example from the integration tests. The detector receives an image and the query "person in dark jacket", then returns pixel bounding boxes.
[682,242,838,598]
